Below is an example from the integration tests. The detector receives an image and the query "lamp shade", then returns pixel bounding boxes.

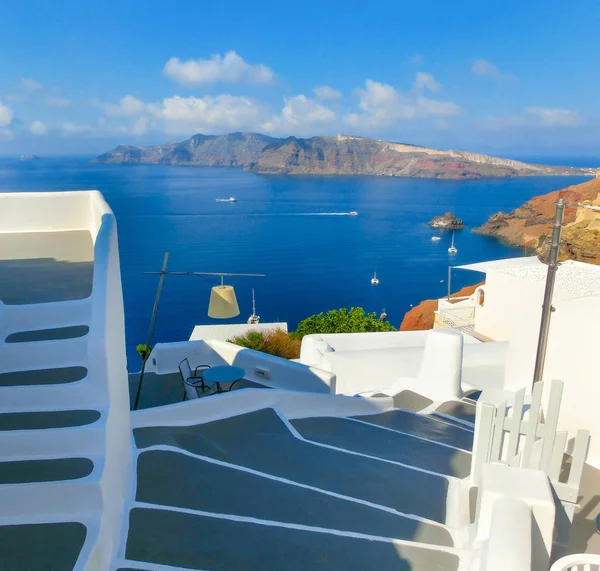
[208,285,240,318]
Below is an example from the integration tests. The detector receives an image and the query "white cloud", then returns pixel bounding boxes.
[29,120,48,135]
[46,96,71,108]
[147,94,263,134]
[478,108,583,131]
[57,122,92,135]
[410,54,424,65]
[19,77,42,93]
[477,115,528,131]
[313,85,342,100]
[526,107,582,127]
[413,72,441,93]
[347,78,460,128]
[471,59,515,82]
[0,101,14,126]
[416,97,461,117]
[100,94,146,117]
[163,51,274,86]
[262,95,336,134]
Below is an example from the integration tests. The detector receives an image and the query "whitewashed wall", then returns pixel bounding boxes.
[542,295,600,468]
[474,271,544,342]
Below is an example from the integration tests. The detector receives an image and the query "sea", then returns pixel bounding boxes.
[0,157,591,368]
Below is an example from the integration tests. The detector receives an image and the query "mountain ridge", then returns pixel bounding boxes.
[96,132,595,179]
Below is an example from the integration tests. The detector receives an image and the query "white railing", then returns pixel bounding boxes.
[436,287,484,334]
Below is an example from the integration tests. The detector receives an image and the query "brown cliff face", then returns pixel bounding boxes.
[474,176,600,264]
[400,282,484,331]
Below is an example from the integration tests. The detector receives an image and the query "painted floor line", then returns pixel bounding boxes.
[296,435,457,481]
[137,445,450,529]
[345,417,472,453]
[132,502,460,556]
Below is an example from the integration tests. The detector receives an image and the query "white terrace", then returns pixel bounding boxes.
[0,190,599,571]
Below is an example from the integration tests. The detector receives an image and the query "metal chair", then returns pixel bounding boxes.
[178,358,212,400]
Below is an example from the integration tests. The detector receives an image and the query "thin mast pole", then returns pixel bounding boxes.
[134,252,169,410]
[447,266,451,301]
[532,198,565,384]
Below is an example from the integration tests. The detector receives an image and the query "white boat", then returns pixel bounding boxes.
[349,211,358,216]
[431,236,441,241]
[448,232,458,254]
[247,288,260,324]
[216,197,236,203]
[371,270,379,285]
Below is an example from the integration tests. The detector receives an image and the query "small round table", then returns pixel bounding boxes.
[202,365,245,393]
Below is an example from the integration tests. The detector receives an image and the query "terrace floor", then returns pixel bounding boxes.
[0,230,93,304]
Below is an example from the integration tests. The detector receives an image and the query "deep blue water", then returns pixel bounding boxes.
[0,157,590,368]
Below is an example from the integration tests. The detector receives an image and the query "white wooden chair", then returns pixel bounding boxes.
[471,380,590,555]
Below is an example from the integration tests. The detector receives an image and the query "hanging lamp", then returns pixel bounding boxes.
[208,275,240,318]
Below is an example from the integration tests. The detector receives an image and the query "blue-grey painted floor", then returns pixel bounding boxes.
[0,522,87,570]
[134,409,449,523]
[126,507,459,571]
[353,409,474,451]
[291,417,472,478]
[137,449,453,547]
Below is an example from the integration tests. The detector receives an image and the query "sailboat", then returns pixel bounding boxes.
[371,269,379,285]
[247,289,260,324]
[448,231,458,254]
[379,307,387,320]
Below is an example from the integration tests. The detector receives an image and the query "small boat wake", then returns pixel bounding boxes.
[279,212,358,216]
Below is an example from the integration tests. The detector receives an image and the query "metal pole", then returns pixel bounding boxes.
[447,266,451,300]
[532,198,565,384]
[134,252,169,410]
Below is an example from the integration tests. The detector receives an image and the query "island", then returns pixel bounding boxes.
[474,172,600,264]
[427,213,465,229]
[95,132,595,180]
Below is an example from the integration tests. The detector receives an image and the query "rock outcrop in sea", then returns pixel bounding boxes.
[427,213,465,229]
[474,174,600,264]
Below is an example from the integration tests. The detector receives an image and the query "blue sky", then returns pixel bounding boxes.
[1,0,599,158]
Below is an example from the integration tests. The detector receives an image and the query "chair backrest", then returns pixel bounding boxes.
[178,358,192,381]
[417,329,464,400]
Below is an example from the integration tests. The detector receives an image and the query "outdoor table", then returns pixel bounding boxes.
[202,365,245,393]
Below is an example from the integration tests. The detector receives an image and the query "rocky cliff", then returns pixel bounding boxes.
[96,132,276,167]
[474,174,600,264]
[97,132,594,179]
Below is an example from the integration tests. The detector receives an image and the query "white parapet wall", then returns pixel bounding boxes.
[145,338,336,394]
[190,322,288,342]
[0,191,131,571]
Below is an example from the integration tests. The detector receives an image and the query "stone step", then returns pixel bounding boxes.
[0,521,87,571]
[291,416,472,479]
[137,449,452,547]
[134,409,450,523]
[126,507,460,571]
[0,457,94,485]
[0,366,87,387]
[353,409,474,452]
[5,325,89,343]
[0,409,101,431]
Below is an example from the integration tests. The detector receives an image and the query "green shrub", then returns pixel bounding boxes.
[136,344,153,360]
[295,307,396,339]
[229,328,301,359]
